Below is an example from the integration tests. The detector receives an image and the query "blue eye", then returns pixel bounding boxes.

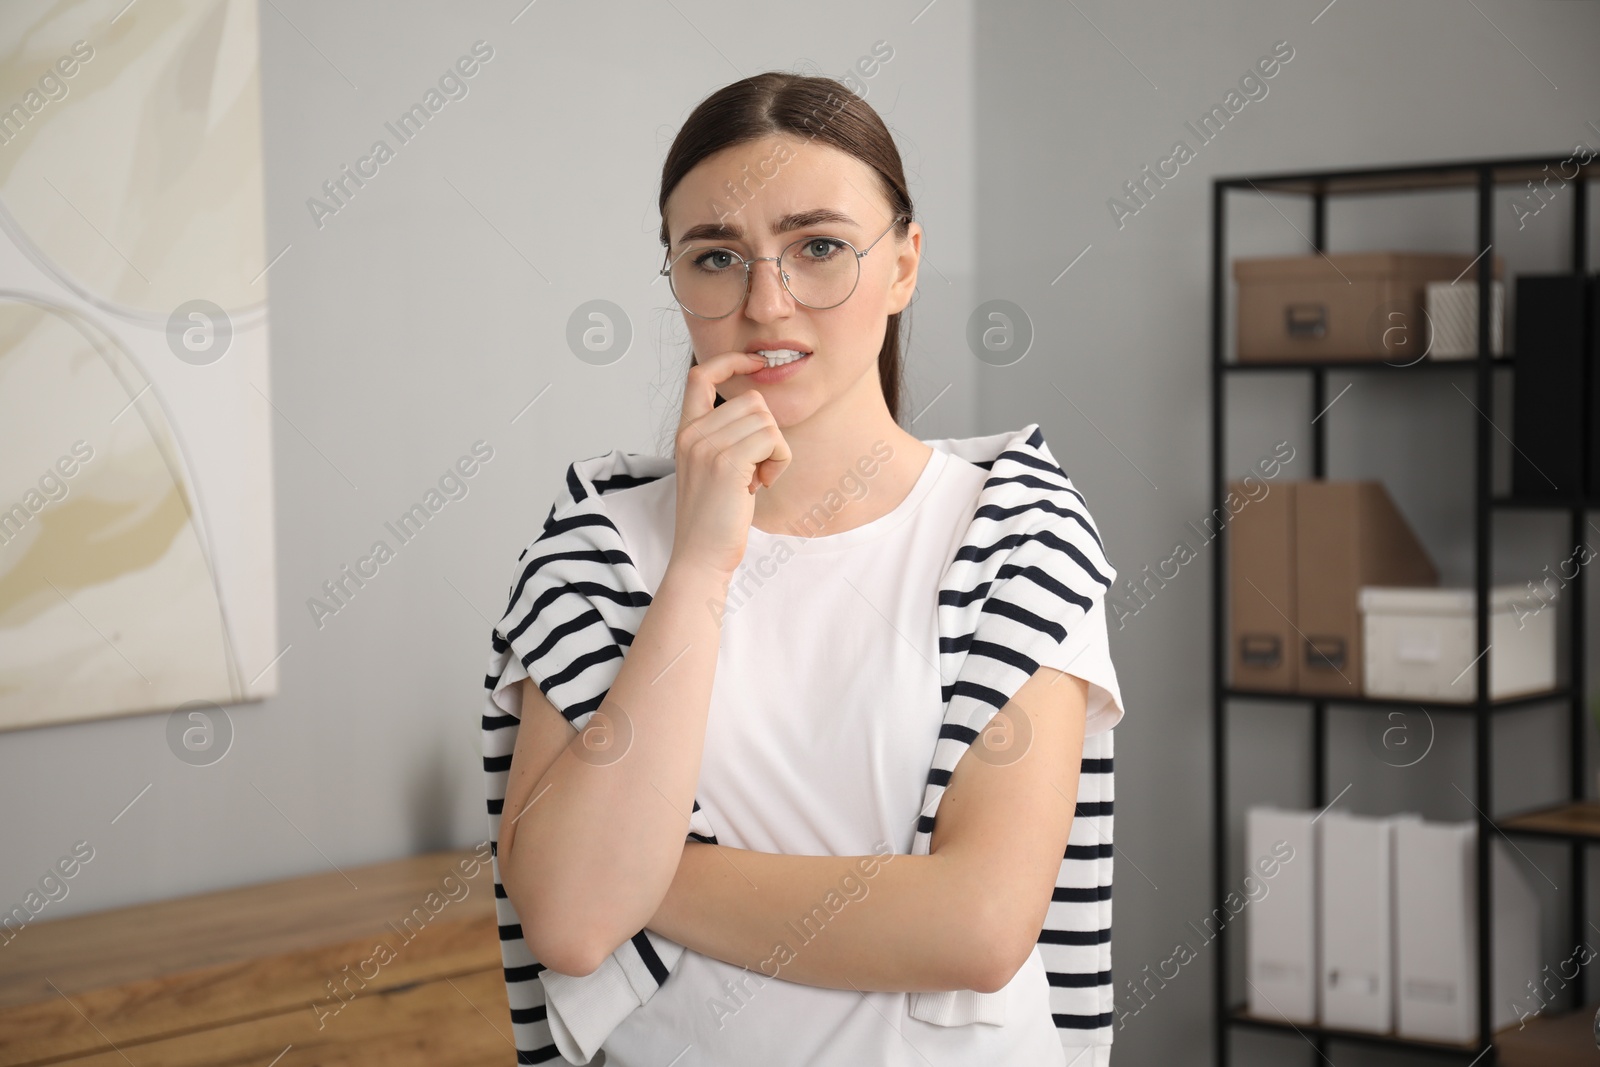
[796,238,846,261]
[691,249,738,272]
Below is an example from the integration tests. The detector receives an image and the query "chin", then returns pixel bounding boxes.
[756,393,817,428]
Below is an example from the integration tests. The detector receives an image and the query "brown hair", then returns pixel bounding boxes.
[658,72,914,423]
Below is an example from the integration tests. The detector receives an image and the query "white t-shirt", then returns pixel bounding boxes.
[592,443,1125,1066]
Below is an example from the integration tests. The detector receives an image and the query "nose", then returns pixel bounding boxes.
[744,256,794,317]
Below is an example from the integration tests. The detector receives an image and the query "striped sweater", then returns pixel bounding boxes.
[482,423,1119,1064]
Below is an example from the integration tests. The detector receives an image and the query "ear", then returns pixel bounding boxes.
[886,221,921,315]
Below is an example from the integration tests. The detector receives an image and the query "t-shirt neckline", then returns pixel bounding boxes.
[745,444,949,553]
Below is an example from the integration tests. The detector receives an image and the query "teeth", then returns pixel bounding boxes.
[755,348,809,366]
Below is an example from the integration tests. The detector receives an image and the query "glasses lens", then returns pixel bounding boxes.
[781,237,859,310]
[669,246,747,318]
[668,238,860,317]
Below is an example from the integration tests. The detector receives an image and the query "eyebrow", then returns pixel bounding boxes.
[674,208,859,247]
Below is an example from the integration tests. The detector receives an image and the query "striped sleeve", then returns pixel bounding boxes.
[482,496,709,1065]
[1037,594,1125,736]
[988,453,1118,1049]
[981,454,1120,1047]
[485,506,649,730]
[909,430,1119,1044]
[1051,725,1115,1047]
[944,448,1117,743]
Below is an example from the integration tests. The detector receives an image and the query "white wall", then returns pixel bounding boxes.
[4,1,1599,1064]
[0,0,981,991]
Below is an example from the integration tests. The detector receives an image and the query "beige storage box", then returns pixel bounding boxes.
[1233,252,1504,362]
[1424,279,1504,359]
[1359,584,1556,702]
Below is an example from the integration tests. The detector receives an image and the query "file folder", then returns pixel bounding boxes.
[1395,818,1475,1041]
[1395,819,1542,1040]
[1246,806,1317,1023]
[1319,811,1417,1032]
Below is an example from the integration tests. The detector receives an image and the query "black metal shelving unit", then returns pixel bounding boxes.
[1210,153,1598,1065]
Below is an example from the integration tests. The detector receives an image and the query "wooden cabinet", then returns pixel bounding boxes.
[0,847,512,1066]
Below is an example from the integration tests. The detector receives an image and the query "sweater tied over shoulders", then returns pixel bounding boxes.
[482,423,1121,1064]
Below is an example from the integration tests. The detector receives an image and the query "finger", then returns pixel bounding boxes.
[752,428,792,488]
[680,350,769,431]
[678,394,766,466]
[693,410,781,480]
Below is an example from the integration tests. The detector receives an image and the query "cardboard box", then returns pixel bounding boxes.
[1229,480,1298,691]
[1294,481,1438,697]
[1233,252,1504,362]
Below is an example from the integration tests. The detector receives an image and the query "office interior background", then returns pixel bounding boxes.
[2,1,1600,1064]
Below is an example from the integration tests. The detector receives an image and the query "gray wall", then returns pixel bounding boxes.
[973,3,1600,1064]
[5,1,1600,1065]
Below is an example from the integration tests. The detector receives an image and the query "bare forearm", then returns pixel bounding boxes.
[645,842,991,994]
[504,561,729,968]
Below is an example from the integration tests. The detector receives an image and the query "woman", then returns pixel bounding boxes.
[484,72,1125,1065]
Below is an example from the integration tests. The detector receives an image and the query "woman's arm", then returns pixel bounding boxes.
[646,667,1090,995]
[647,843,987,993]
[499,559,731,977]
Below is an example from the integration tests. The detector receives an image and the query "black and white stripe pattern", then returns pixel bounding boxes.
[481,423,1119,1063]
[906,425,1117,1048]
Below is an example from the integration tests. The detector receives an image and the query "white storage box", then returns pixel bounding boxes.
[1359,584,1555,702]
[1424,279,1504,359]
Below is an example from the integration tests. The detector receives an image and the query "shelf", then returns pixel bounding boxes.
[1494,1003,1600,1067]
[1223,686,1571,714]
[1228,1006,1484,1057]
[1217,154,1599,197]
[1211,150,1594,1067]
[1500,801,1600,842]
[1223,355,1514,373]
[1231,1003,1600,1064]
[1493,494,1600,511]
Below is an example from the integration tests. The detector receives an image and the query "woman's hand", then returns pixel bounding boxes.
[668,351,793,578]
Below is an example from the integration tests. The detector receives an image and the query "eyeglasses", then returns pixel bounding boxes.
[659,213,910,319]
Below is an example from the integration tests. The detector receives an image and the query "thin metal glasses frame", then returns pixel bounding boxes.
[659,213,911,319]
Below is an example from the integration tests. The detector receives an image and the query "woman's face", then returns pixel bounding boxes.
[662,135,919,426]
